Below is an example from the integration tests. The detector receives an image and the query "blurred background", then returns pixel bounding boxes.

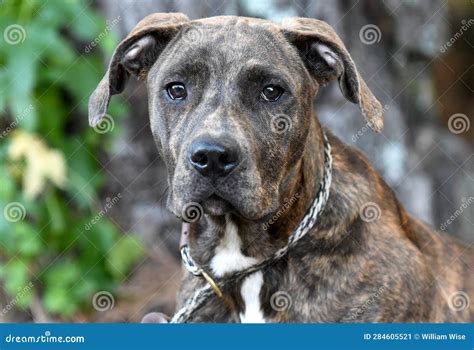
[0,0,472,323]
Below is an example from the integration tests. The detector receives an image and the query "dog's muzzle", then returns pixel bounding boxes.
[172,131,333,323]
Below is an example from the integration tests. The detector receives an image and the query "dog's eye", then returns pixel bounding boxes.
[166,82,187,100]
[261,85,284,102]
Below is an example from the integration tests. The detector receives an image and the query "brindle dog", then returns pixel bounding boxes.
[89,13,473,323]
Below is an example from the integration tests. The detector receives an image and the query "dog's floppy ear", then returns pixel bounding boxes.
[88,13,189,127]
[281,17,383,132]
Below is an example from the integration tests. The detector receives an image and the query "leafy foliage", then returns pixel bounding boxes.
[0,0,143,319]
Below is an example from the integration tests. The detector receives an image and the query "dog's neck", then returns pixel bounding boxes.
[189,116,327,265]
[270,117,326,238]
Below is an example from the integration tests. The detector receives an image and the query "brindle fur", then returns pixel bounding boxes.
[89,14,473,323]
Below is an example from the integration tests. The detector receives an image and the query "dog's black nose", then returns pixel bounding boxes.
[189,138,240,178]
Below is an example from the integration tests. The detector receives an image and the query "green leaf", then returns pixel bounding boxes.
[14,221,43,257]
[2,258,31,297]
[0,0,129,319]
[43,259,81,288]
[59,57,106,113]
[63,141,104,208]
[13,281,34,309]
[43,285,78,316]
[44,192,65,233]
[6,45,37,131]
[107,235,144,280]
[85,219,118,253]
[0,160,16,199]
[69,9,103,41]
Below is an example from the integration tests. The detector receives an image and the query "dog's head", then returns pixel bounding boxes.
[89,14,383,221]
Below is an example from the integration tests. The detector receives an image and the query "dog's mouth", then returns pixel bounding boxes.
[200,193,234,216]
[173,170,275,221]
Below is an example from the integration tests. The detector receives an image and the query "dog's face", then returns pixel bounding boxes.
[148,20,317,220]
[89,14,383,221]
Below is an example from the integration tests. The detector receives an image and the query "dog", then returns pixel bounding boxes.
[89,13,473,323]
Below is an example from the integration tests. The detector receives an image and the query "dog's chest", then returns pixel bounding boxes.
[209,219,266,323]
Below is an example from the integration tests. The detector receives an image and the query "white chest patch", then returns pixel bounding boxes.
[239,271,265,323]
[210,217,266,323]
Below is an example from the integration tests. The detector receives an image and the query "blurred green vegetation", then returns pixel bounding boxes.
[0,0,144,319]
